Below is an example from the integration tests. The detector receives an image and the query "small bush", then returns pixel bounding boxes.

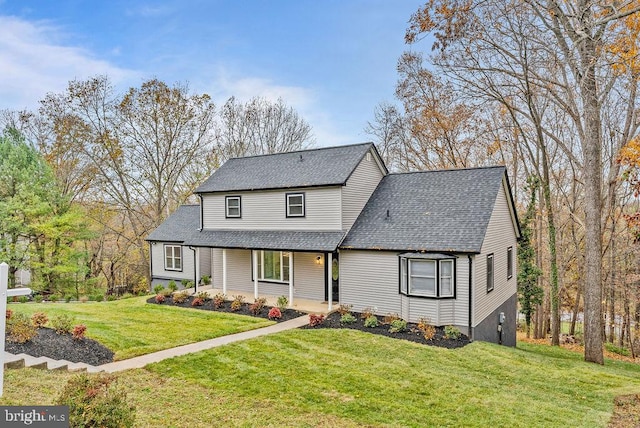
[49,294,60,302]
[309,313,325,327]
[160,289,172,297]
[34,295,43,303]
[18,296,28,303]
[191,297,204,307]
[56,373,135,428]
[605,342,631,357]
[51,314,74,335]
[389,319,407,333]
[154,294,166,304]
[72,324,87,341]
[201,275,211,285]
[31,312,49,328]
[168,281,178,292]
[360,306,376,319]
[213,293,226,309]
[444,325,462,340]
[181,279,190,288]
[337,304,353,316]
[364,315,379,328]
[153,284,164,295]
[268,307,282,320]
[418,317,436,340]
[65,296,73,303]
[231,295,245,311]
[249,297,267,315]
[340,313,357,324]
[79,295,89,303]
[196,291,209,300]
[172,291,189,304]
[383,313,401,324]
[276,295,289,310]
[6,309,13,320]
[7,312,37,343]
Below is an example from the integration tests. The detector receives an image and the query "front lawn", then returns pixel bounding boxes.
[1,330,639,426]
[7,296,273,360]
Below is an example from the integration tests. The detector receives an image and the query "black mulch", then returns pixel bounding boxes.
[146,295,305,321]
[303,312,470,349]
[5,328,114,366]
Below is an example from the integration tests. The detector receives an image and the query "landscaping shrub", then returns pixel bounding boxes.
[191,297,204,307]
[31,312,49,328]
[337,304,353,316]
[418,317,436,340]
[364,315,379,328]
[200,275,211,285]
[49,294,60,302]
[196,291,209,300]
[444,325,462,340]
[360,306,376,319]
[383,313,401,324]
[51,314,74,334]
[276,295,288,310]
[154,294,166,304]
[181,279,189,288]
[6,309,13,320]
[79,295,89,303]
[340,313,357,324]
[7,312,37,344]
[268,307,282,320]
[18,296,28,303]
[389,319,407,333]
[172,291,189,304]
[309,313,325,327]
[231,295,245,311]
[72,324,87,341]
[213,293,226,309]
[34,295,43,303]
[153,284,164,294]
[249,297,267,315]
[160,289,172,297]
[56,373,135,428]
[168,280,178,292]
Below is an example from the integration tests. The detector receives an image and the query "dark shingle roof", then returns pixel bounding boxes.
[340,166,512,253]
[146,205,200,242]
[195,143,380,193]
[186,230,345,252]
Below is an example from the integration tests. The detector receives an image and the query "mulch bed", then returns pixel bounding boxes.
[146,295,305,321]
[5,327,114,366]
[303,312,470,349]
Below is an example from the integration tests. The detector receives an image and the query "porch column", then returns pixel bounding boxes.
[194,248,200,291]
[253,250,259,299]
[222,249,227,295]
[288,252,294,307]
[326,253,332,311]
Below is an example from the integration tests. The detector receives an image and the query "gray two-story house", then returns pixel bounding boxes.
[146,142,520,345]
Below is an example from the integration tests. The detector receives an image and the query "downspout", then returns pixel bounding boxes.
[468,255,473,342]
[148,242,154,293]
[197,194,204,231]
[189,246,197,294]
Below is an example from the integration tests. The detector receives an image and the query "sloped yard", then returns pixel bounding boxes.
[7,296,273,360]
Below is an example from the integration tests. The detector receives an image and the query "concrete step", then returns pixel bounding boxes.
[4,352,102,373]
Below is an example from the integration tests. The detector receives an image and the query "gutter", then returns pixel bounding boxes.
[188,246,197,293]
[468,255,473,342]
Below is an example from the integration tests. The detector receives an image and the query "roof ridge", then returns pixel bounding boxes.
[387,165,505,176]
[225,142,374,162]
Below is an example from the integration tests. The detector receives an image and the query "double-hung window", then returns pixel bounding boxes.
[164,245,182,271]
[256,251,291,282]
[286,193,305,217]
[400,254,455,298]
[225,196,241,218]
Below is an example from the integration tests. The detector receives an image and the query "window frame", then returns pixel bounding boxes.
[487,253,494,292]
[255,250,291,283]
[285,192,305,218]
[399,255,456,299]
[225,195,242,218]
[164,244,183,271]
[507,246,513,279]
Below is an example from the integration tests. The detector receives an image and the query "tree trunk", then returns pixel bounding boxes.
[608,235,616,343]
[570,287,581,337]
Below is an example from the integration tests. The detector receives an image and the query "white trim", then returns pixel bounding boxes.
[164,244,182,271]
[225,196,241,218]
[286,193,305,217]
[327,253,332,311]
[222,249,227,294]
[289,252,294,307]
[253,250,259,299]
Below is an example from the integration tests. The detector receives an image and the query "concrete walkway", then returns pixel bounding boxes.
[98,315,309,373]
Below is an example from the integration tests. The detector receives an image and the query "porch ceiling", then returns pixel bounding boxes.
[185,229,345,252]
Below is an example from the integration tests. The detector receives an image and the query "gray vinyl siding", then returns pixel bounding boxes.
[212,248,223,288]
[292,252,325,301]
[341,249,470,325]
[201,186,342,231]
[340,250,402,315]
[341,151,385,230]
[473,180,518,327]
[150,243,194,283]
[199,247,211,279]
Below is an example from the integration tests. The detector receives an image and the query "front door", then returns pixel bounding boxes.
[331,252,339,302]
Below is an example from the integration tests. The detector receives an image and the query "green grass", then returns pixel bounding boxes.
[7,296,273,360]
[1,330,639,426]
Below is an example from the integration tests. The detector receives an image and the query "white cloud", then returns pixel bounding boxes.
[0,16,139,111]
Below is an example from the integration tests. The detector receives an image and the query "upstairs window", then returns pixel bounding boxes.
[164,245,182,271]
[225,196,241,218]
[487,254,494,292]
[400,255,455,298]
[507,246,513,279]
[286,193,305,217]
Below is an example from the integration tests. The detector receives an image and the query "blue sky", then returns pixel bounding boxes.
[0,1,427,146]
